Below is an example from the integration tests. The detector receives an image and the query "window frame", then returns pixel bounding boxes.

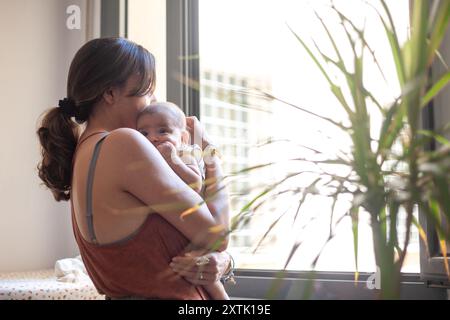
[166,0,200,117]
[158,0,450,299]
[225,270,447,299]
[418,15,450,288]
[100,0,128,38]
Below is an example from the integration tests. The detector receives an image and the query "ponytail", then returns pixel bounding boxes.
[37,108,79,201]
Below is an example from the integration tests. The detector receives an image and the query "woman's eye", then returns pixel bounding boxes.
[139,130,148,137]
[159,128,171,134]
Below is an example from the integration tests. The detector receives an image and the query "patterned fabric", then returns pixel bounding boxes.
[0,269,104,300]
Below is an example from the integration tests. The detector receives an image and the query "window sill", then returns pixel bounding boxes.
[224,269,447,299]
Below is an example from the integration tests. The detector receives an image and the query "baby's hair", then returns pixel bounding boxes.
[138,102,186,129]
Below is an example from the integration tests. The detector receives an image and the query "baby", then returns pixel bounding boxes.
[137,102,204,194]
[137,102,230,300]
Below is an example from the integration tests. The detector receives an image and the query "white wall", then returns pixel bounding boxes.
[0,0,94,272]
[128,0,167,101]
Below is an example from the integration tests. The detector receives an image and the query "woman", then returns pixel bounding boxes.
[37,37,232,299]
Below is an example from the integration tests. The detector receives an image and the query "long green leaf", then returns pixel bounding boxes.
[283,241,303,271]
[293,178,321,223]
[427,1,450,66]
[433,175,450,223]
[287,23,357,124]
[260,90,349,131]
[428,198,450,279]
[312,9,356,115]
[287,24,333,85]
[374,0,406,86]
[411,214,429,256]
[421,71,450,107]
[387,200,400,251]
[408,0,429,77]
[417,129,450,146]
[424,200,450,243]
[253,199,299,255]
[435,48,449,70]
[331,5,389,85]
[438,238,450,280]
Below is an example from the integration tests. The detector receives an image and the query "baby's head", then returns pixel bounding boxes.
[137,102,189,148]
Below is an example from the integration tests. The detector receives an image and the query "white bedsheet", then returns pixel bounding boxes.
[0,269,104,300]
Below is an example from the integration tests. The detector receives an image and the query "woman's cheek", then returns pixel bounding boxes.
[144,95,152,106]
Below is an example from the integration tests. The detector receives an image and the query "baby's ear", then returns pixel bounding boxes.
[181,130,190,144]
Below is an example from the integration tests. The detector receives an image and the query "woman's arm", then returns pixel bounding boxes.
[203,155,229,230]
[109,128,229,251]
[186,116,230,231]
[204,282,230,300]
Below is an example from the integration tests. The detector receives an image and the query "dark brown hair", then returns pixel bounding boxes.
[37,37,156,201]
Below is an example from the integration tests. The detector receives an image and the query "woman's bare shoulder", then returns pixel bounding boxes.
[105,128,156,157]
[107,128,143,145]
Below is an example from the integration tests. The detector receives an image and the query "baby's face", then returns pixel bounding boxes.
[137,111,185,149]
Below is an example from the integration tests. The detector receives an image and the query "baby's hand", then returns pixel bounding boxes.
[156,142,177,161]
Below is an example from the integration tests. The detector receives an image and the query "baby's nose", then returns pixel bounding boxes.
[149,135,160,143]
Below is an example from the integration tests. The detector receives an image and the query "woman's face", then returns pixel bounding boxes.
[114,74,154,129]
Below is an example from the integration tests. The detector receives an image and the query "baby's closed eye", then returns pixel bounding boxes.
[158,127,172,134]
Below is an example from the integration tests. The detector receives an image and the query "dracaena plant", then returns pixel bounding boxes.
[218,0,450,299]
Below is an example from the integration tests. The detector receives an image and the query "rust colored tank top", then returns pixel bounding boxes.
[71,133,209,299]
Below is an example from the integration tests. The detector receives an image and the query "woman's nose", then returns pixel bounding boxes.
[150,135,160,143]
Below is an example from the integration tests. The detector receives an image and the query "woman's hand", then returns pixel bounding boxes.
[186,116,213,150]
[170,250,231,286]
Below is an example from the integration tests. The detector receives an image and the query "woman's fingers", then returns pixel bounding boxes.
[170,251,234,286]
[172,254,218,270]
[170,259,219,274]
[185,116,203,146]
[170,265,220,285]
[185,116,199,128]
[172,254,217,266]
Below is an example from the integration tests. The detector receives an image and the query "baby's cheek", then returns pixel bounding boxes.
[161,135,179,148]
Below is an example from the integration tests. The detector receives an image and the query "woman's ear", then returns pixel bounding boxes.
[102,87,115,105]
[181,130,190,144]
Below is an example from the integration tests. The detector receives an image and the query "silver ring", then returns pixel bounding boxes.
[199,272,204,280]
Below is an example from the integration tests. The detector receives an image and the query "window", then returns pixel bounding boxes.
[198,0,419,273]
[419,24,450,286]
[130,0,450,298]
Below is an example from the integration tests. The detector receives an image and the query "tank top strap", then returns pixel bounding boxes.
[86,134,109,244]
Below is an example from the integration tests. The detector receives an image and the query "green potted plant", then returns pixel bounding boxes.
[224,0,450,299]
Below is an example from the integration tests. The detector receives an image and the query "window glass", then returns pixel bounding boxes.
[199,0,418,272]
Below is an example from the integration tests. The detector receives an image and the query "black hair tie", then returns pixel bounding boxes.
[58,98,77,117]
